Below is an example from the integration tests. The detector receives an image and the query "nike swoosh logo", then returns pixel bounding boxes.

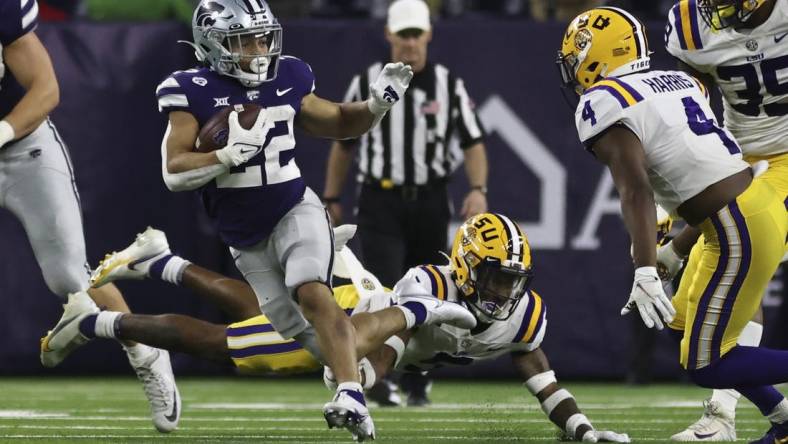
[240,148,257,154]
[165,390,179,422]
[276,87,293,96]
[694,431,718,439]
[48,314,79,339]
[776,32,788,43]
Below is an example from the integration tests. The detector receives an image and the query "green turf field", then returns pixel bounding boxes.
[0,377,772,443]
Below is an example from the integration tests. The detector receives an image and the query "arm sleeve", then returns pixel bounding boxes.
[0,0,38,45]
[452,77,485,149]
[159,122,227,192]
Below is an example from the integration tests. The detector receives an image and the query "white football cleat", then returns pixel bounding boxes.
[671,399,736,441]
[90,227,171,287]
[399,293,477,329]
[323,387,376,442]
[40,291,99,368]
[130,348,181,433]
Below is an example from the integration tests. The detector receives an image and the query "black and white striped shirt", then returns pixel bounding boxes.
[341,62,485,186]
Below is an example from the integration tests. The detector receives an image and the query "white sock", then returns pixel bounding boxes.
[161,256,190,285]
[710,321,763,416]
[395,305,416,329]
[124,343,155,366]
[94,311,123,339]
[337,381,363,393]
[768,399,788,424]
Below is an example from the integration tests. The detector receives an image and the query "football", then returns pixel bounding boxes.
[195,103,263,153]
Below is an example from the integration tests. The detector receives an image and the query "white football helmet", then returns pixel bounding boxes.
[189,0,282,87]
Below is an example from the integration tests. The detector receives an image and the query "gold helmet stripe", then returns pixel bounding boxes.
[492,213,521,262]
[597,6,648,59]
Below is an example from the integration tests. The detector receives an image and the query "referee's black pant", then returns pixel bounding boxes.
[356,181,451,288]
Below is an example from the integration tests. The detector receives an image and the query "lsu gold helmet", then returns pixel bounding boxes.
[556,7,650,94]
[698,0,769,30]
[450,213,533,322]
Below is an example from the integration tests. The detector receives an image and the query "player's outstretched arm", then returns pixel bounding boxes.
[512,349,630,442]
[591,127,675,330]
[298,62,413,139]
[0,32,58,146]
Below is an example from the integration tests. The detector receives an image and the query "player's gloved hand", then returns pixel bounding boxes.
[581,430,631,443]
[367,62,414,116]
[215,109,271,167]
[621,266,676,330]
[656,240,685,282]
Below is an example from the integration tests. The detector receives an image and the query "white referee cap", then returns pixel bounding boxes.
[387,0,431,33]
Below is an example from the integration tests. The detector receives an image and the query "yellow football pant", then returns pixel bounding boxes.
[670,178,787,370]
[226,284,360,374]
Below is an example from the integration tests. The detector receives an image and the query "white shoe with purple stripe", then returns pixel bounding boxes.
[323,383,376,442]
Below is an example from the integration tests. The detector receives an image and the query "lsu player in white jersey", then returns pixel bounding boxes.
[349,213,629,443]
[664,0,788,440]
[88,216,629,442]
[558,6,788,444]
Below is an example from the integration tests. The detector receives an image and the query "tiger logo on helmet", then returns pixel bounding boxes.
[698,0,769,30]
[450,213,533,322]
[556,7,651,95]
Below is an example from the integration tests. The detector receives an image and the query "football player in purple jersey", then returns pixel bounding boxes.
[0,0,180,433]
[145,0,414,440]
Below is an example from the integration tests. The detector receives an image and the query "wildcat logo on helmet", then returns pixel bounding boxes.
[195,2,225,28]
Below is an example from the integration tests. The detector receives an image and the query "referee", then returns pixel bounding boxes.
[323,0,488,287]
[322,0,488,407]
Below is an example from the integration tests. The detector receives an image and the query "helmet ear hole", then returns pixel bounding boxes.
[586,61,598,72]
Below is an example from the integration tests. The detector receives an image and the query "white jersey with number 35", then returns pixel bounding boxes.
[574,70,750,216]
[665,0,788,156]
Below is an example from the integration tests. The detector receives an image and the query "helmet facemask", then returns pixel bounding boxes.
[465,257,533,322]
[204,26,282,87]
[698,0,766,30]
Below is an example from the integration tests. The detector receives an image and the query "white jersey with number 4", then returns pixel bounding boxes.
[574,70,750,216]
[665,0,788,156]
[390,264,547,373]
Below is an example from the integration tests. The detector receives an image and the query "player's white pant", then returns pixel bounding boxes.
[230,187,333,361]
[0,119,90,299]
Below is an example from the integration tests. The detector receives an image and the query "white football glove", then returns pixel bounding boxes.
[215,109,272,167]
[582,430,631,443]
[367,62,414,116]
[621,266,676,330]
[656,240,685,282]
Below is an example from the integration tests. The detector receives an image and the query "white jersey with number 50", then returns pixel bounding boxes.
[574,70,750,216]
[665,0,788,156]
